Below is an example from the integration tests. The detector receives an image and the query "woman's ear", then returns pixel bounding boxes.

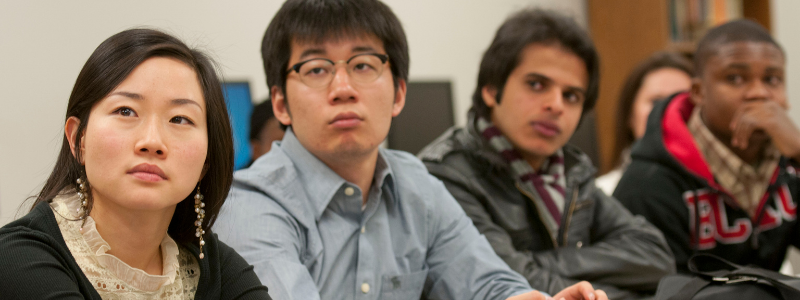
[65,117,84,164]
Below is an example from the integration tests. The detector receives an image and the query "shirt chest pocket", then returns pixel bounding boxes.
[379,269,428,300]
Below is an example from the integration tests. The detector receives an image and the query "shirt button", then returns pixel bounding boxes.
[361,282,370,294]
[344,187,355,196]
[361,226,366,233]
[576,241,583,249]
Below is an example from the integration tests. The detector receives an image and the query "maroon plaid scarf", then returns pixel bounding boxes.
[477,117,566,234]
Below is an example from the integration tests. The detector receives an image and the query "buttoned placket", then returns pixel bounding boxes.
[349,181,385,299]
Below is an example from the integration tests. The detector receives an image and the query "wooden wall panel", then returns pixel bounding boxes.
[743,0,772,32]
[588,0,671,173]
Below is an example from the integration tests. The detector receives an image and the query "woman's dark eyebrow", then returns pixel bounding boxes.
[110,91,143,100]
[109,91,202,110]
[171,98,203,110]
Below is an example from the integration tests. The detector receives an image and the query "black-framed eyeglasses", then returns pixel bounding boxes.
[286,53,389,88]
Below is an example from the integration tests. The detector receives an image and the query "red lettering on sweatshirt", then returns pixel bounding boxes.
[757,186,797,231]
[685,186,795,250]
[685,190,749,249]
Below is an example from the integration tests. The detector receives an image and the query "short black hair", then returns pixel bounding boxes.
[249,98,278,141]
[694,19,783,76]
[471,8,599,121]
[261,0,409,96]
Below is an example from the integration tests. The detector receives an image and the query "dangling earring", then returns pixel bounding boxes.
[76,177,88,218]
[76,176,90,230]
[194,185,206,259]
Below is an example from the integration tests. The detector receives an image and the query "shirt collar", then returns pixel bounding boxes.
[280,129,396,220]
[374,149,397,204]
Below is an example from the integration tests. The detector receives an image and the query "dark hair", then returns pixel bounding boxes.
[694,19,783,76]
[471,8,599,122]
[249,98,280,140]
[611,51,693,168]
[261,0,409,96]
[32,28,234,246]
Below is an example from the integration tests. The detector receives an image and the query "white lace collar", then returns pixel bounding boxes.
[51,191,181,292]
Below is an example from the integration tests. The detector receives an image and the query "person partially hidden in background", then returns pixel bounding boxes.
[614,19,800,273]
[419,8,674,300]
[595,51,693,195]
[212,0,605,299]
[248,99,285,166]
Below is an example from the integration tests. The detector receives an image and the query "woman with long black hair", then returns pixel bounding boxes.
[0,28,270,299]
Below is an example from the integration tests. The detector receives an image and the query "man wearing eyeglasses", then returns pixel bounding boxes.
[213,0,605,300]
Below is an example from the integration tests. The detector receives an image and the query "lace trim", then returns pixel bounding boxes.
[51,191,200,299]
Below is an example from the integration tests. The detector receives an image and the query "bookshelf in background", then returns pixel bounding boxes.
[670,0,743,48]
[587,0,770,175]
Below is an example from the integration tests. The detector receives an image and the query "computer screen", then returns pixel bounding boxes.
[388,81,454,155]
[221,81,253,170]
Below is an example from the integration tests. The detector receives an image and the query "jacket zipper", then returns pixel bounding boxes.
[516,182,559,247]
[560,186,579,247]
[749,184,779,249]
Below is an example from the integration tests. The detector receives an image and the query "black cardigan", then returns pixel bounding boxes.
[0,201,271,299]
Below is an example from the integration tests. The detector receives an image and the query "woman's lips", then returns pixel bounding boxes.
[128,163,167,182]
[130,172,165,182]
[531,121,561,137]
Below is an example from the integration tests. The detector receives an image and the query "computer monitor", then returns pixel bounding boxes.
[221,81,253,170]
[388,81,454,154]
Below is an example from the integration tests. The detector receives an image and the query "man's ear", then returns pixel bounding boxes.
[482,86,499,108]
[271,86,292,126]
[64,116,84,164]
[391,79,407,117]
[690,77,704,106]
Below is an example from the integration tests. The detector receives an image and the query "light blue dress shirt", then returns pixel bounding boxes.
[213,130,533,300]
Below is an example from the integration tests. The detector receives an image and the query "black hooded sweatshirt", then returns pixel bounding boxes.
[614,92,800,273]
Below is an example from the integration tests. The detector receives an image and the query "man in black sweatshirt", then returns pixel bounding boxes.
[615,19,800,273]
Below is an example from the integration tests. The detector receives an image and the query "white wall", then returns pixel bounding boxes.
[773,0,800,124]
[0,0,585,225]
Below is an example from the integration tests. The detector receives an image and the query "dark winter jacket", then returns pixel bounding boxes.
[614,92,800,273]
[419,116,675,299]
